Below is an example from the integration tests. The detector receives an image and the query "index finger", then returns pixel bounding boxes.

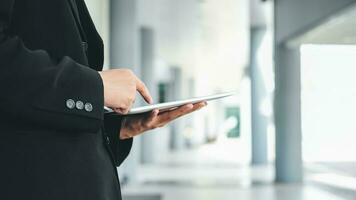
[135,77,153,104]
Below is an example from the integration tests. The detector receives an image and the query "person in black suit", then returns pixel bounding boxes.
[0,0,206,200]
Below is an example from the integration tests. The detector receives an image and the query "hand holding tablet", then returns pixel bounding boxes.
[105,91,236,115]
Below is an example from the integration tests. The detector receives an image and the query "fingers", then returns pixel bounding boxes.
[193,101,208,110]
[159,104,193,122]
[147,109,160,122]
[143,109,160,129]
[158,102,207,124]
[135,77,153,104]
[178,102,206,116]
[128,102,207,134]
[114,107,130,115]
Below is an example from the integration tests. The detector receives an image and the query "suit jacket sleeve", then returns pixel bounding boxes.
[0,0,104,132]
[104,114,133,167]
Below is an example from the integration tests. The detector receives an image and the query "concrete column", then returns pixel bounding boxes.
[110,0,140,183]
[274,45,303,182]
[140,27,159,164]
[273,0,356,183]
[169,67,185,150]
[250,27,268,165]
[110,0,139,71]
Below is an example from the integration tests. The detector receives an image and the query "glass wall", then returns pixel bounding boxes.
[301,44,356,162]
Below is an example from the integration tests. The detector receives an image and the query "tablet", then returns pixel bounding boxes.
[104,91,236,115]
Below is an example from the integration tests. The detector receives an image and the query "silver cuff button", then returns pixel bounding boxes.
[76,101,84,110]
[66,99,75,109]
[85,103,93,112]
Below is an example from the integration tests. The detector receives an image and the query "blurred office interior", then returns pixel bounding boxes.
[86,0,356,199]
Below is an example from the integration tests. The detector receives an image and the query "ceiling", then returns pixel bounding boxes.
[287,3,356,47]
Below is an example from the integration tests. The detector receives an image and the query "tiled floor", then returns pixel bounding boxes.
[123,184,344,200]
[121,141,356,200]
[122,165,345,200]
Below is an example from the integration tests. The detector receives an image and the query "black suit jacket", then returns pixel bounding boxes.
[0,0,132,199]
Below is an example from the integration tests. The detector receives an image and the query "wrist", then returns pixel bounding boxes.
[97,71,108,107]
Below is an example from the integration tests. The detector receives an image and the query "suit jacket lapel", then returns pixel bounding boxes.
[68,0,87,42]
[76,0,105,70]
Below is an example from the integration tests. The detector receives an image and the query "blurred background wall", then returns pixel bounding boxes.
[85,0,356,199]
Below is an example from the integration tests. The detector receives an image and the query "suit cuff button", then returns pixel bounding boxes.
[85,103,93,112]
[76,101,84,110]
[66,99,75,109]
